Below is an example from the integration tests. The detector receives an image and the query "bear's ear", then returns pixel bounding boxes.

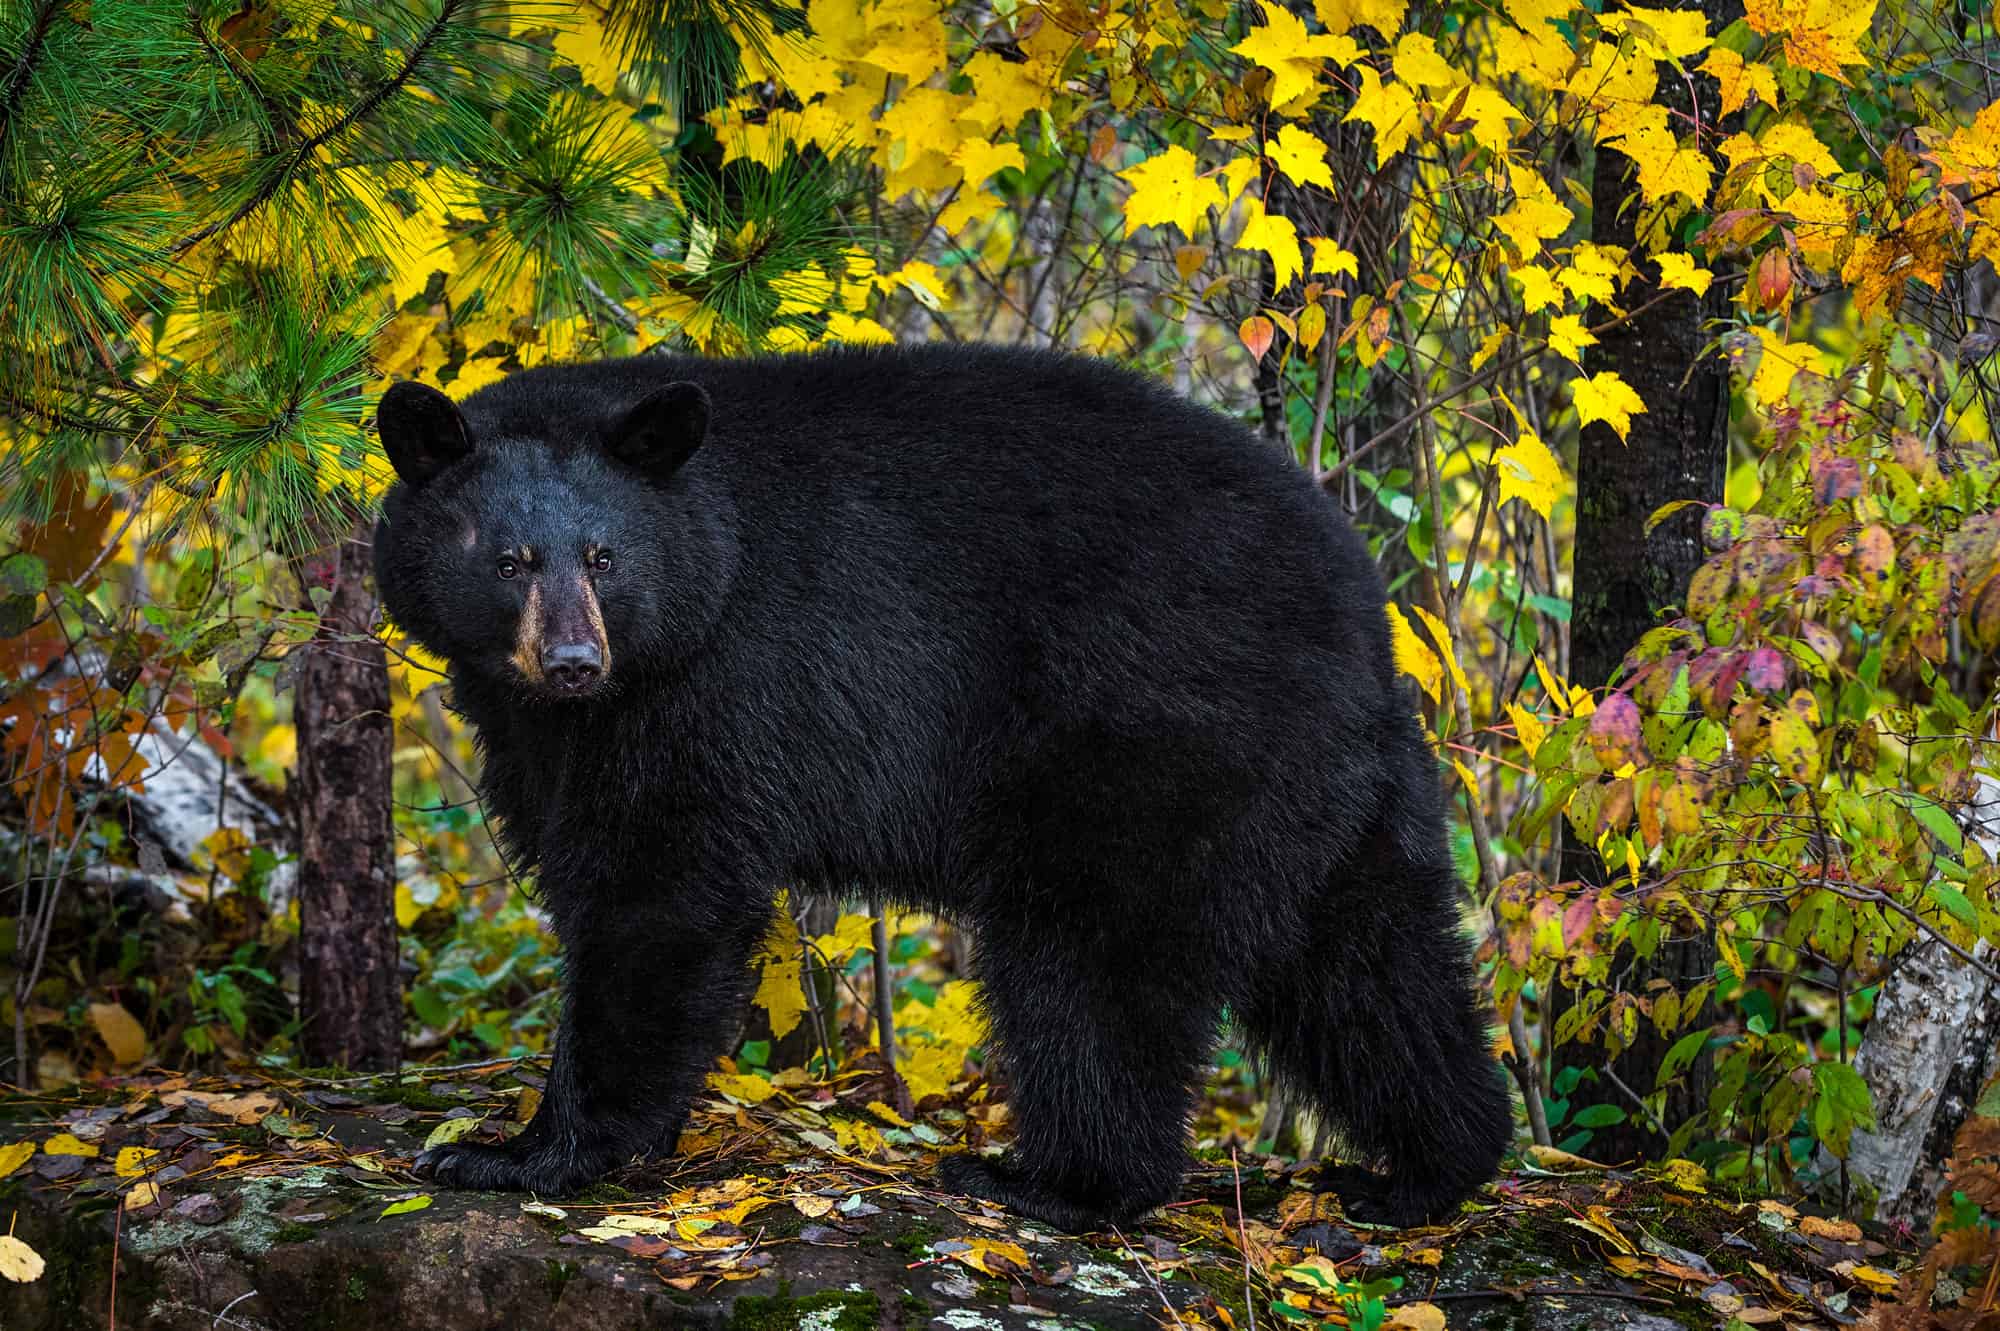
[605,382,709,476]
[377,381,473,488]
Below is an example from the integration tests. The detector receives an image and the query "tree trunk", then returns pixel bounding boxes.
[1555,0,1735,1161]
[291,512,401,1071]
[1846,763,2000,1222]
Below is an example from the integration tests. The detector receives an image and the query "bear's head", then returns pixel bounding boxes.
[371,378,734,703]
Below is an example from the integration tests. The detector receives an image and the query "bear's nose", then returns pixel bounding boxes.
[541,642,602,692]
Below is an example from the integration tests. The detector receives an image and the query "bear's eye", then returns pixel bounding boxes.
[591,550,613,573]
[496,556,519,580]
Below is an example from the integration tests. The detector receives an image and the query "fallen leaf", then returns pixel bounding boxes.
[113,1146,159,1178]
[379,1195,433,1219]
[941,1236,1034,1278]
[87,1003,147,1066]
[424,1116,483,1150]
[0,1143,34,1178]
[1385,1304,1446,1331]
[41,1133,99,1159]
[1799,1215,1860,1242]
[0,1236,44,1283]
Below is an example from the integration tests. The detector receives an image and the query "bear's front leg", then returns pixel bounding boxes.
[418,887,770,1196]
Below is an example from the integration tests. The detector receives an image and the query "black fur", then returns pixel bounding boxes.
[373,343,1512,1230]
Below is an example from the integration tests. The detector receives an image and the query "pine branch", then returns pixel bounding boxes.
[162,0,470,258]
[0,0,64,158]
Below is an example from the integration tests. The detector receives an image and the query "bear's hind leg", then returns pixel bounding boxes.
[937,918,1216,1232]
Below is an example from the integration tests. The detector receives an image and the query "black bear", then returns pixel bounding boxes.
[373,343,1512,1231]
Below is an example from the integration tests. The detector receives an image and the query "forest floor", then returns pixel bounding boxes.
[0,1062,1915,1331]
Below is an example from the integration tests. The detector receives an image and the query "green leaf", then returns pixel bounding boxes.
[424,1117,482,1150]
[1571,1103,1628,1128]
[1926,883,1978,927]
[0,554,47,596]
[410,986,452,1030]
[1897,794,1964,853]
[379,1194,433,1220]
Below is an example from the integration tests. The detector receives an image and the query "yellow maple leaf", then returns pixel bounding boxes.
[1654,252,1713,296]
[1237,204,1304,290]
[1495,431,1566,519]
[1267,124,1335,191]
[1614,123,1714,203]
[1511,264,1564,312]
[1452,84,1523,154]
[1747,326,1830,406]
[1921,98,2000,187]
[951,138,1026,190]
[1572,371,1647,439]
[1557,242,1625,304]
[1315,0,1407,36]
[1699,48,1778,117]
[1232,0,1358,106]
[1343,65,1420,166]
[1493,164,1573,258]
[1744,0,1874,82]
[961,49,1053,136]
[1308,237,1360,278]
[1118,145,1225,238]
[1725,119,1842,184]
[1385,603,1443,703]
[1598,5,1711,61]
[1392,33,1458,90]
[1547,313,1598,362]
[751,907,807,1041]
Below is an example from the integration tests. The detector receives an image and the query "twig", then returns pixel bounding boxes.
[1231,1147,1259,1331]
[1385,1285,1675,1308]
[1599,1060,1667,1140]
[1109,1225,1193,1327]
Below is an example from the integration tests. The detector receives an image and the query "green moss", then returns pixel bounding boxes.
[370,1084,461,1112]
[897,1290,929,1321]
[889,1219,942,1258]
[578,1180,635,1204]
[728,1290,881,1331]
[272,1221,317,1243]
[347,1273,369,1302]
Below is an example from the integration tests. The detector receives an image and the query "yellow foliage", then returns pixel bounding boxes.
[1267,125,1335,191]
[1744,0,1874,82]
[1572,371,1648,439]
[752,908,808,1041]
[1236,203,1304,290]
[1231,0,1359,106]
[1496,431,1566,520]
[1118,146,1225,239]
[1386,603,1443,703]
[1343,66,1420,166]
